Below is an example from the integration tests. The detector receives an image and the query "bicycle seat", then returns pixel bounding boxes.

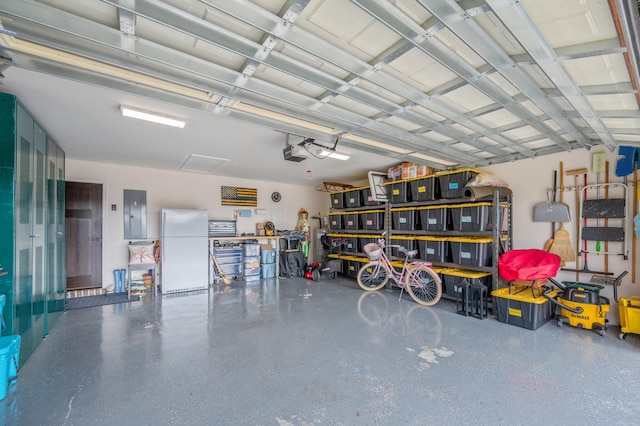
[405,249,418,258]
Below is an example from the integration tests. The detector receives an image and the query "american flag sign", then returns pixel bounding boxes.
[221,186,258,206]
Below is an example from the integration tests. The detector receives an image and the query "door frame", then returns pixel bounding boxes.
[65,178,107,289]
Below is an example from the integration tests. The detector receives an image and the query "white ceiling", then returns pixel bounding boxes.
[0,0,639,187]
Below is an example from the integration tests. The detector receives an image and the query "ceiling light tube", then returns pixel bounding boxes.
[121,105,186,128]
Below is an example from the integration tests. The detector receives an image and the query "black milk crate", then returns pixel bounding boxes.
[438,169,478,199]
[387,181,411,203]
[417,238,451,263]
[389,237,417,259]
[450,237,492,267]
[449,202,492,232]
[330,191,345,209]
[343,257,362,278]
[417,206,449,231]
[443,270,492,296]
[409,176,439,201]
[344,188,363,208]
[362,186,383,206]
[343,212,360,230]
[362,210,385,231]
[328,213,343,230]
[391,208,417,231]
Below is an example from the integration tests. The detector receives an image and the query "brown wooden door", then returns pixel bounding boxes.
[65,181,102,290]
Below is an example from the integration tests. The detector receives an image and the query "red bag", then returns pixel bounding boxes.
[498,249,561,282]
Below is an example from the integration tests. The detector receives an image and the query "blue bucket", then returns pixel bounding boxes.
[0,335,20,400]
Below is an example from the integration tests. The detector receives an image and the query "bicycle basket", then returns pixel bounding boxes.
[363,243,381,260]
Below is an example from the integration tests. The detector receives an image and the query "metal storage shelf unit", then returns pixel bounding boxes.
[327,173,512,295]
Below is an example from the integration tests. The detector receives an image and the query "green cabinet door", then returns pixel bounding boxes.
[15,102,34,364]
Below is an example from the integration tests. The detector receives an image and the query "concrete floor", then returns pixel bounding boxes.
[2,276,640,425]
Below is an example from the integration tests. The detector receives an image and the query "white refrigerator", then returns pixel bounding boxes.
[161,208,209,294]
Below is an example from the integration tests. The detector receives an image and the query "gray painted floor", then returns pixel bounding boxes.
[2,277,640,425]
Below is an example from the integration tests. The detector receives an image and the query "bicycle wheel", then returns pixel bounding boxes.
[405,266,442,306]
[357,261,389,291]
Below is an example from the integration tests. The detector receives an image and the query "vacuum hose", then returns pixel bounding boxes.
[543,281,584,314]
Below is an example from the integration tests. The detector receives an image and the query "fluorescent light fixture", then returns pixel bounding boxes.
[409,152,456,166]
[233,102,339,134]
[121,105,186,128]
[317,148,350,160]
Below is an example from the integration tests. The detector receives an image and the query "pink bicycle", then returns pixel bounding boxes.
[357,236,442,306]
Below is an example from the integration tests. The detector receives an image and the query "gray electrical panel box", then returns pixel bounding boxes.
[124,189,147,239]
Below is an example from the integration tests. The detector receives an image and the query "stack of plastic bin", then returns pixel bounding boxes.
[243,243,261,281]
[260,247,277,279]
[0,295,20,400]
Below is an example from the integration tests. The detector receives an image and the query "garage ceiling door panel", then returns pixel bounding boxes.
[380,116,423,133]
[562,54,630,86]
[475,109,522,128]
[517,100,545,117]
[387,48,457,91]
[257,66,328,99]
[411,105,447,123]
[434,28,486,69]
[589,93,640,110]
[485,73,520,98]
[1,0,639,179]
[523,0,617,48]
[327,94,381,118]
[473,13,524,56]
[439,85,496,114]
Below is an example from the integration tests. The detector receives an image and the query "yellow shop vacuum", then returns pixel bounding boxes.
[546,276,614,337]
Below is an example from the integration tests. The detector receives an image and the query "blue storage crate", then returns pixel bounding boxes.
[260,248,276,264]
[243,243,261,256]
[260,263,276,278]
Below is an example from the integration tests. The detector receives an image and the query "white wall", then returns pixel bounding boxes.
[483,147,638,324]
[66,159,330,289]
[69,146,639,325]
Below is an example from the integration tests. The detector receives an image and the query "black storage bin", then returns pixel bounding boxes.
[438,169,478,199]
[343,212,360,230]
[417,206,449,231]
[358,235,378,252]
[391,208,417,231]
[409,176,439,201]
[417,238,450,263]
[343,236,359,254]
[450,202,492,232]
[362,186,383,206]
[343,258,361,278]
[362,210,385,231]
[344,188,363,208]
[330,191,345,209]
[389,237,416,258]
[328,213,343,230]
[387,181,411,203]
[450,238,492,267]
[443,271,492,296]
